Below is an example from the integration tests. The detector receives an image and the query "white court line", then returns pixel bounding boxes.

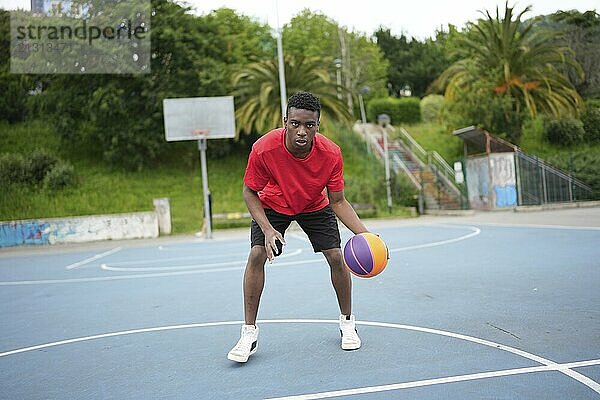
[465,222,600,231]
[1,319,598,395]
[1,225,482,285]
[103,251,252,267]
[101,249,303,272]
[389,225,480,253]
[65,247,122,270]
[0,258,323,285]
[265,359,600,400]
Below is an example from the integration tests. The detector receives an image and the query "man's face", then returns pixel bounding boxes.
[284,107,320,157]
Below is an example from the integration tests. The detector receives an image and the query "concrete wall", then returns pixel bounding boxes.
[0,212,159,248]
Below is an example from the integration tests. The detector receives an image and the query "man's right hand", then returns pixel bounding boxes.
[264,228,286,262]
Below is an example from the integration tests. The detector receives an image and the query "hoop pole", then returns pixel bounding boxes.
[198,137,212,239]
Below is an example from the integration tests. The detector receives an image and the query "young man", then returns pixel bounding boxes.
[227,91,369,363]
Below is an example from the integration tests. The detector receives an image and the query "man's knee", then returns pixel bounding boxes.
[323,248,344,270]
[247,246,267,267]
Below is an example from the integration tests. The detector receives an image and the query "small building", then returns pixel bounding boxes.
[454,126,593,210]
[453,126,520,210]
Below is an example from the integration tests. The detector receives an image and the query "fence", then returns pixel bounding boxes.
[515,151,593,205]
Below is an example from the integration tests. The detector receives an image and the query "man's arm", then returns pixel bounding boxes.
[243,184,285,261]
[328,189,368,235]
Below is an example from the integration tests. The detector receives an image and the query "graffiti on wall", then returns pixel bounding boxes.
[490,153,517,208]
[466,153,517,210]
[0,212,158,247]
[0,222,51,246]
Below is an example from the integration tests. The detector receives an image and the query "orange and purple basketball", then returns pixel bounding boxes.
[343,233,389,278]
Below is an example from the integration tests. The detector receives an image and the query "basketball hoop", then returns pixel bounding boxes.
[162,96,236,240]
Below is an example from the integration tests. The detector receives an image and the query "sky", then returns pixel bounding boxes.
[1,0,598,39]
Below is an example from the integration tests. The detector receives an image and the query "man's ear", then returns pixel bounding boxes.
[283,116,287,127]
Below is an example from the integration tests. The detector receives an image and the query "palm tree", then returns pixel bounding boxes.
[232,55,351,135]
[434,4,583,128]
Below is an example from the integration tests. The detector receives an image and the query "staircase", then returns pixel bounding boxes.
[354,123,467,211]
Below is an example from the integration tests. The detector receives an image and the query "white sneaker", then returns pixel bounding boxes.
[227,324,259,363]
[339,314,361,350]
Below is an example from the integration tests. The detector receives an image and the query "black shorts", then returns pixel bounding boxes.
[250,205,341,255]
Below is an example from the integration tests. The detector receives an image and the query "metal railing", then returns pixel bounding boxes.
[390,152,422,190]
[515,151,593,205]
[398,127,427,163]
[399,127,468,208]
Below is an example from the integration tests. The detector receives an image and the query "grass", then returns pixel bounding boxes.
[396,122,464,164]
[1,118,416,234]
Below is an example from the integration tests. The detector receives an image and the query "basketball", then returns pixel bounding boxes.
[343,233,389,278]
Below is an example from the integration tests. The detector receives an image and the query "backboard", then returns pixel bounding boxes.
[163,96,236,141]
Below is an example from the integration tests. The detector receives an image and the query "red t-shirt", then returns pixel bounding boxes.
[244,128,345,215]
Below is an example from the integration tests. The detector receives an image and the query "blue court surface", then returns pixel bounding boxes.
[1,208,599,399]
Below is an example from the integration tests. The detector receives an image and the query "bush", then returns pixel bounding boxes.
[581,103,600,143]
[44,162,76,190]
[0,72,31,123]
[397,97,421,124]
[544,118,585,146]
[28,149,58,183]
[420,95,445,123]
[0,150,74,190]
[367,97,421,125]
[0,153,31,186]
[367,97,398,124]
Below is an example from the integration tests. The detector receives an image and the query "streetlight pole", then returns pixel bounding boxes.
[334,58,342,100]
[378,114,393,212]
[275,0,287,119]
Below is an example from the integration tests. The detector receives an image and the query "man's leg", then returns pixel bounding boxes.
[322,248,352,316]
[228,246,267,363]
[243,246,268,325]
[323,247,361,350]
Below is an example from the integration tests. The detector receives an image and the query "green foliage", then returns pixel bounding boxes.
[0,153,31,186]
[28,149,59,183]
[366,97,421,125]
[434,3,584,144]
[398,122,464,164]
[543,10,600,99]
[366,97,398,123]
[0,10,33,123]
[544,118,585,146]
[520,117,546,153]
[581,102,600,142]
[420,95,446,123]
[445,81,524,143]
[546,149,600,198]
[233,55,351,135]
[283,10,389,114]
[397,97,421,124]
[23,1,275,170]
[323,120,418,213]
[44,162,76,191]
[1,118,415,229]
[374,28,452,98]
[0,149,73,190]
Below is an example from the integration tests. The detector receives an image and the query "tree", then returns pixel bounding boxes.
[434,4,583,142]
[283,10,388,114]
[547,10,600,99]
[375,28,451,98]
[0,9,34,123]
[33,1,274,169]
[232,55,351,135]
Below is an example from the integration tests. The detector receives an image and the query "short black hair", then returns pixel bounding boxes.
[286,92,321,118]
